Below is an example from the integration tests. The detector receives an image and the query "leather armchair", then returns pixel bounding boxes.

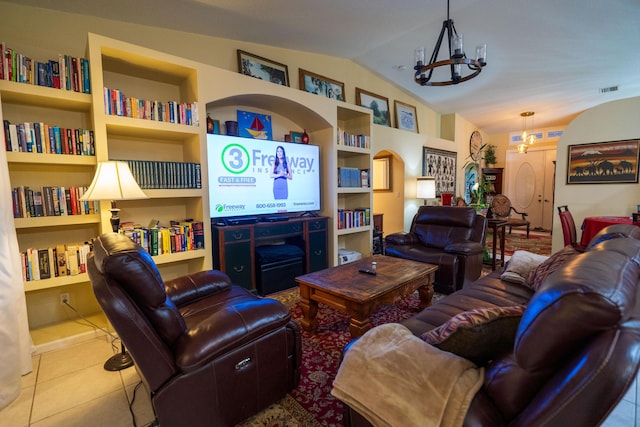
[87,233,301,427]
[384,206,487,294]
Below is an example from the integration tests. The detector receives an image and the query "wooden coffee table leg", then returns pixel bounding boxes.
[417,282,434,308]
[349,316,372,338]
[298,284,318,332]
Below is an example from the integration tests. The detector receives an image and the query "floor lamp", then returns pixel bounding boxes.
[416,177,436,205]
[81,161,148,371]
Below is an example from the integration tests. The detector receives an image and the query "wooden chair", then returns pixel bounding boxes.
[557,205,586,252]
[488,194,530,238]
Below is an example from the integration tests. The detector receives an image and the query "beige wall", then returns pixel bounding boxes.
[552,97,640,252]
[0,1,483,236]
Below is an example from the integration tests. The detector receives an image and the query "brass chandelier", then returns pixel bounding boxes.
[516,111,536,154]
[414,0,487,86]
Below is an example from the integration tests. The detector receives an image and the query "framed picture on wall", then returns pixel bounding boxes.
[394,100,419,133]
[237,50,289,86]
[299,69,345,101]
[566,139,639,184]
[356,88,390,127]
[422,147,457,197]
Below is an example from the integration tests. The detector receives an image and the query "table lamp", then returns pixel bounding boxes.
[416,177,436,205]
[81,161,148,233]
[81,161,147,371]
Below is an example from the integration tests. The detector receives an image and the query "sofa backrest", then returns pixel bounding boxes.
[410,206,484,249]
[485,229,640,426]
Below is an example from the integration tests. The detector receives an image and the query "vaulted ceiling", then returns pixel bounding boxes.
[7,0,640,134]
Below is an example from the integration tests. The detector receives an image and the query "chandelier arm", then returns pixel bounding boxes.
[414,58,482,86]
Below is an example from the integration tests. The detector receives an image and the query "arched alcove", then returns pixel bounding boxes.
[373,149,405,235]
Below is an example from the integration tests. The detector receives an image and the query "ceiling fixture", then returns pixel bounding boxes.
[517,111,536,154]
[414,0,486,86]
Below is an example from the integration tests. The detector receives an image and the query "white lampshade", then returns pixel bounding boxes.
[81,161,147,201]
[416,177,436,200]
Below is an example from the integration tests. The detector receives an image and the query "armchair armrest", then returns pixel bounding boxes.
[174,298,291,372]
[165,270,232,307]
[510,207,528,219]
[444,241,485,256]
[385,232,419,246]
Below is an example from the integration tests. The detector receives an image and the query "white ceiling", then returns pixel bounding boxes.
[7,0,640,134]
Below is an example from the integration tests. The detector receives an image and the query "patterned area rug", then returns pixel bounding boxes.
[237,230,552,426]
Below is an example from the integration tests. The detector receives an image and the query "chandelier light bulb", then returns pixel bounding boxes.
[453,34,464,58]
[476,44,487,65]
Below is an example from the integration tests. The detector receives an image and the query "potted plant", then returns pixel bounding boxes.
[484,144,497,166]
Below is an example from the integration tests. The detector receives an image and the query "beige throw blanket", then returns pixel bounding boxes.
[331,323,484,427]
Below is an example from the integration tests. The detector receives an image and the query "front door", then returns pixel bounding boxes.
[505,148,556,231]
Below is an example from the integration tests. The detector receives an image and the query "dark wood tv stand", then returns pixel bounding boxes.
[211,216,328,292]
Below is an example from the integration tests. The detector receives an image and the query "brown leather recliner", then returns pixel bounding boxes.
[384,206,487,294]
[87,233,302,427]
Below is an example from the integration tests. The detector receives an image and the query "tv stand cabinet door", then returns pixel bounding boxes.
[213,226,255,291]
[306,218,328,272]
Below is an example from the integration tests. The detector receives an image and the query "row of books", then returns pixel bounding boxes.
[3,120,95,155]
[337,208,371,230]
[1,43,91,93]
[119,159,202,190]
[21,243,92,282]
[120,220,205,256]
[103,87,199,126]
[338,167,370,188]
[337,129,370,149]
[12,185,98,219]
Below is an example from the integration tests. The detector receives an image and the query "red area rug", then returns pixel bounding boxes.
[238,290,424,427]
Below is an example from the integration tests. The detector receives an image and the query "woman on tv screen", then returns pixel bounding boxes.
[271,145,292,199]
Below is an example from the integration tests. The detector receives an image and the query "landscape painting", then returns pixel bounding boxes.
[567,139,639,184]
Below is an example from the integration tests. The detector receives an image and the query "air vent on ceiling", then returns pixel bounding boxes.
[600,85,618,94]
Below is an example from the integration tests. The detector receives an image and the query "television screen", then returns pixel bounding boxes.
[206,134,321,218]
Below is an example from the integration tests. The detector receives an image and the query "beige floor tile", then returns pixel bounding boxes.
[37,338,114,383]
[30,363,122,423]
[29,389,132,427]
[125,382,156,427]
[119,364,141,388]
[21,355,40,390]
[0,386,34,427]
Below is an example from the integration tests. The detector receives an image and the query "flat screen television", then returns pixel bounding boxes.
[206,134,321,219]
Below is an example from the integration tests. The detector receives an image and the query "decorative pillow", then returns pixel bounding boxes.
[421,305,526,365]
[500,250,549,287]
[527,245,580,291]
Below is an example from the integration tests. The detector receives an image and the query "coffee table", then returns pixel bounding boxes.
[295,255,438,338]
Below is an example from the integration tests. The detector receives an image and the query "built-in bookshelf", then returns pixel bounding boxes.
[335,106,373,260]
[86,33,209,281]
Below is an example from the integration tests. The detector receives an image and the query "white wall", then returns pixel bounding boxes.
[552,97,640,251]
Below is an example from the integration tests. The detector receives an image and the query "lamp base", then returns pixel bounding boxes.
[104,350,134,371]
[109,207,120,233]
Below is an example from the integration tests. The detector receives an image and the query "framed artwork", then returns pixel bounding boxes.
[237,110,273,140]
[422,147,457,197]
[394,100,419,133]
[356,88,390,127]
[237,50,289,86]
[299,69,345,101]
[566,139,639,184]
[290,131,303,143]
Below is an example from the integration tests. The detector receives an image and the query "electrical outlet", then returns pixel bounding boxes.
[60,293,70,305]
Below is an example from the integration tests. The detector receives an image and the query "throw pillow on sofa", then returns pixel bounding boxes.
[420,305,526,365]
[500,250,549,287]
[527,245,580,291]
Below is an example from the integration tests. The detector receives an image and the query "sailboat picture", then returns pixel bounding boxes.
[237,110,273,140]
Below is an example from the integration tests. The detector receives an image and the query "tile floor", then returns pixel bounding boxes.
[1,335,638,427]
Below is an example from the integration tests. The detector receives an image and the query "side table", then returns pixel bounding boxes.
[486,218,507,271]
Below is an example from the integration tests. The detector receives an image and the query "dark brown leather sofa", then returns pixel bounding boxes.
[384,206,487,294]
[342,224,640,426]
[87,233,302,427]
